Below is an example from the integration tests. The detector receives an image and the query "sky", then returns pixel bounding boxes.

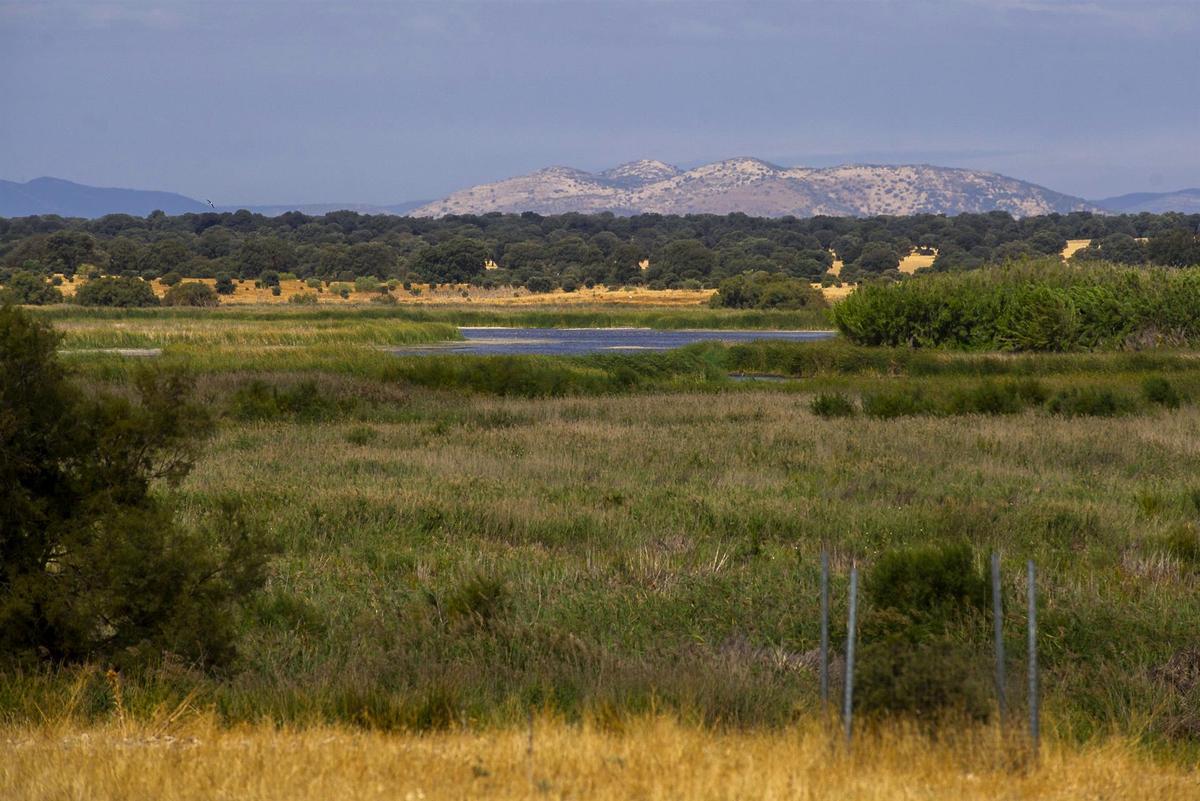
[1,0,1198,205]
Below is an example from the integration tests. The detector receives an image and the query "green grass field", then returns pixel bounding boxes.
[5,304,1200,762]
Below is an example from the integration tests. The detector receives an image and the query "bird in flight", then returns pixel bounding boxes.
[206,199,216,208]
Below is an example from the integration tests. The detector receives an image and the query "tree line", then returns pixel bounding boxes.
[1,208,1198,294]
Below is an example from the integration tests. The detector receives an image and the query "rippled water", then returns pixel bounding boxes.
[392,327,836,356]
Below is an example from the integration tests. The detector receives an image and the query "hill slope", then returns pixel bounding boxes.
[0,177,432,219]
[1093,188,1200,214]
[411,158,1100,218]
[0,177,210,217]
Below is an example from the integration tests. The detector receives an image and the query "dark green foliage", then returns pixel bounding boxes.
[1147,229,1200,267]
[214,273,236,294]
[944,380,1046,415]
[228,379,335,421]
[344,425,377,445]
[0,307,272,668]
[441,573,508,627]
[288,291,318,305]
[1045,386,1133,417]
[160,271,183,287]
[75,276,160,307]
[856,544,991,721]
[1162,525,1200,566]
[862,386,936,418]
[809,392,856,418]
[866,543,987,623]
[1143,376,1182,409]
[412,237,489,284]
[0,270,64,305]
[832,262,1200,351]
[855,633,992,723]
[162,281,219,307]
[709,271,826,310]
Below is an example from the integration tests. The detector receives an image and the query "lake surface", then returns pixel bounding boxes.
[393,327,836,356]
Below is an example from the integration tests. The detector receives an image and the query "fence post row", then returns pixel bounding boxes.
[826,554,1039,753]
[1027,560,1040,757]
[843,563,858,746]
[819,551,830,707]
[991,552,1007,723]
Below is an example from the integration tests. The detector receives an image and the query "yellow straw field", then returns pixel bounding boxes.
[2,716,1195,801]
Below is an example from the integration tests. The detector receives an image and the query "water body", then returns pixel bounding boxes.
[393,327,836,357]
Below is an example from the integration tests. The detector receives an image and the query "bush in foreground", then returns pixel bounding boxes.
[0,307,272,668]
[857,544,991,722]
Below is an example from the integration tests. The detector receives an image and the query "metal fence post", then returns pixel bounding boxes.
[1027,560,1039,757]
[991,552,1006,723]
[843,563,858,746]
[820,551,830,707]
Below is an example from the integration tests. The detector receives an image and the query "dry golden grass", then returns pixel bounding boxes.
[2,716,1194,800]
[898,250,936,274]
[1061,239,1092,260]
[55,276,714,307]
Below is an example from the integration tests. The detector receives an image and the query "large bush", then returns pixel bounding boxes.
[709,271,826,310]
[0,307,272,667]
[74,276,160,307]
[832,262,1200,350]
[0,271,64,305]
[162,281,220,307]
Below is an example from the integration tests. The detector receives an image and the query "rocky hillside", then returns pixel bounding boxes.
[411,158,1099,218]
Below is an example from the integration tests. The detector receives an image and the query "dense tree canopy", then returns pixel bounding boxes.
[1,208,1198,293]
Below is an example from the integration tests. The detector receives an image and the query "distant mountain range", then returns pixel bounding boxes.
[2,168,1198,220]
[410,159,1104,218]
[0,177,429,219]
[1093,189,1200,214]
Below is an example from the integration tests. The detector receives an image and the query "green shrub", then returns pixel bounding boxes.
[355,276,380,293]
[75,276,160,307]
[832,262,1200,351]
[865,543,987,624]
[1162,525,1200,566]
[1045,387,1133,417]
[710,271,826,310]
[1142,376,1182,409]
[855,543,991,722]
[162,281,220,307]
[944,380,1031,415]
[810,392,856,418]
[0,271,64,305]
[855,633,991,723]
[345,425,378,446]
[441,573,508,627]
[0,307,272,668]
[214,274,236,295]
[288,291,319,305]
[861,386,936,418]
[160,271,183,287]
[228,380,335,421]
[271,285,282,296]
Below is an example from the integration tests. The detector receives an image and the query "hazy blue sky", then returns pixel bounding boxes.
[2,0,1197,204]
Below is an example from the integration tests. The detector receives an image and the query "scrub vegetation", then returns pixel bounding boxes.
[5,265,1200,796]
